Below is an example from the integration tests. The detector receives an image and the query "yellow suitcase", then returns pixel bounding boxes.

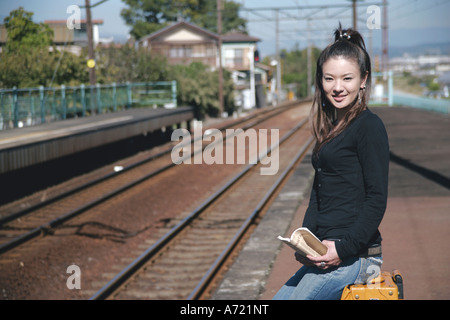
[341,270,404,300]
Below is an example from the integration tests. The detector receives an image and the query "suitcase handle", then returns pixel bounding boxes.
[392,269,404,300]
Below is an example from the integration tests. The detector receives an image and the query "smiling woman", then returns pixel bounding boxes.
[273,23,389,300]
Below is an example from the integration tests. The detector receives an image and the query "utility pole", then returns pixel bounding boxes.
[85,0,96,85]
[275,9,281,104]
[346,0,362,30]
[307,20,312,97]
[217,0,224,115]
[382,0,388,74]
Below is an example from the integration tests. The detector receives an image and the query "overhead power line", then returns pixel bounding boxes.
[239,2,384,11]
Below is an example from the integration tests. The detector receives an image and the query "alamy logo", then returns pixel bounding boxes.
[171,122,280,175]
[66,264,81,289]
[366,5,381,30]
[66,5,81,30]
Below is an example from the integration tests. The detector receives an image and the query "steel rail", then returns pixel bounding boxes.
[0,101,298,227]
[0,102,302,255]
[89,117,310,300]
[188,135,314,299]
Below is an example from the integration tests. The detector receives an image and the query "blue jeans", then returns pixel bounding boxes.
[272,256,383,300]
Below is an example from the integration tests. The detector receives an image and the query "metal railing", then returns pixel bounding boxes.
[369,71,449,114]
[0,81,177,130]
[393,90,450,115]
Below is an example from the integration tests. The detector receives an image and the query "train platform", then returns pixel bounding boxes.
[0,107,193,175]
[213,105,450,300]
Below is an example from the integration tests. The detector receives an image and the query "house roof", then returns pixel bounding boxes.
[139,20,219,43]
[139,21,260,45]
[222,32,260,43]
[45,19,104,25]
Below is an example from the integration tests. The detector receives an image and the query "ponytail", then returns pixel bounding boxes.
[333,22,367,51]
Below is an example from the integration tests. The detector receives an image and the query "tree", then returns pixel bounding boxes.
[0,7,88,88]
[279,45,321,98]
[121,0,247,40]
[427,80,440,92]
[96,44,169,83]
[193,0,247,34]
[0,7,54,87]
[2,6,53,53]
[169,62,236,119]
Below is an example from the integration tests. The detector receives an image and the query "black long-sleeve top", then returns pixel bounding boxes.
[302,108,389,260]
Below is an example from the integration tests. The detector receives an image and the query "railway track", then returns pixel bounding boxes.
[0,102,300,255]
[90,117,313,300]
[0,101,313,300]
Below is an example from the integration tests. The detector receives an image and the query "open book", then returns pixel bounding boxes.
[277,227,328,257]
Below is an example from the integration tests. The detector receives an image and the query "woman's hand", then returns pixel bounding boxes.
[294,252,315,266]
[307,240,342,270]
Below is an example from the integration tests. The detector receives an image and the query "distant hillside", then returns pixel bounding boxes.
[388,42,450,57]
[371,41,450,58]
[370,26,450,58]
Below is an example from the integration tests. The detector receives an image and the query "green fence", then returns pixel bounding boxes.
[393,91,450,115]
[0,81,177,130]
[368,71,449,114]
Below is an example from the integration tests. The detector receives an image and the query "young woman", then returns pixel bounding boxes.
[273,24,389,300]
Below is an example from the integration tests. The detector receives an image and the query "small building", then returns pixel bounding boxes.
[221,32,260,70]
[44,19,106,55]
[45,19,104,46]
[139,21,266,110]
[0,19,106,55]
[221,32,262,109]
[138,21,219,69]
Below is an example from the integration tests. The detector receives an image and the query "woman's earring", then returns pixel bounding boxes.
[359,85,366,105]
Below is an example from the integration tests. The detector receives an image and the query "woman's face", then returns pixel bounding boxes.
[322,56,367,110]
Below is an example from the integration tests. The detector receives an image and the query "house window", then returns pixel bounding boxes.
[170,46,192,58]
[206,47,215,57]
[170,47,178,57]
[225,48,243,68]
[235,49,243,59]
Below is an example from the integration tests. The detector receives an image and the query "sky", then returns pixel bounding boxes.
[1,0,450,57]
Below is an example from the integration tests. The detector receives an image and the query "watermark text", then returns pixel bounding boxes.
[171,122,279,175]
[367,5,381,30]
[66,5,81,30]
[66,264,81,289]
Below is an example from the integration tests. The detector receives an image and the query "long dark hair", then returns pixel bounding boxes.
[310,23,372,155]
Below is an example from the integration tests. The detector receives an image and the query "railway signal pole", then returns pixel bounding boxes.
[382,0,388,73]
[217,0,224,115]
[348,0,363,30]
[85,0,96,85]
